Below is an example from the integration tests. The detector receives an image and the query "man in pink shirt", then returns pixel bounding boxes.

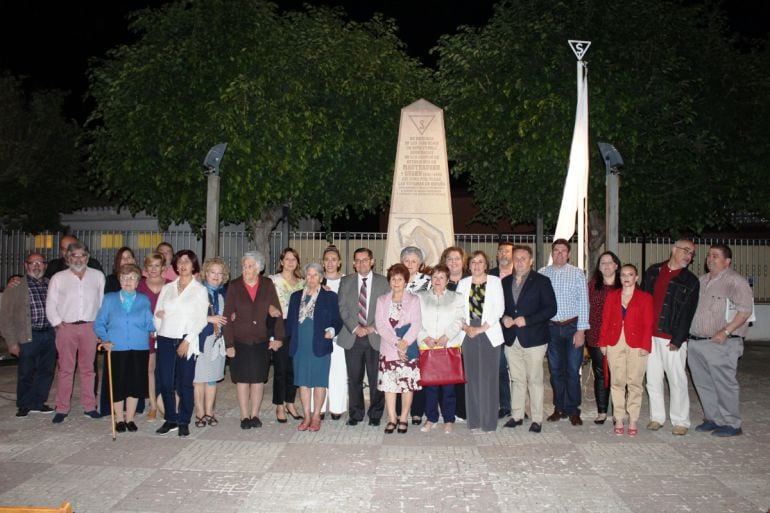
[46,241,105,423]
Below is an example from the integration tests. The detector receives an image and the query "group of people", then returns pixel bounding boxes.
[0,235,753,439]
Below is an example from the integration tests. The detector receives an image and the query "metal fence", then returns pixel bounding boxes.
[2,229,768,301]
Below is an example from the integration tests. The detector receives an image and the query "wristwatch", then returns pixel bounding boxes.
[723,328,731,337]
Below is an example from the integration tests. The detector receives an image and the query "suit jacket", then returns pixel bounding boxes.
[456,275,506,347]
[598,288,654,352]
[286,288,342,357]
[501,272,557,348]
[336,272,389,351]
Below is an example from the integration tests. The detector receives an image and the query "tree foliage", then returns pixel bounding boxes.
[435,0,770,237]
[85,0,432,248]
[0,73,83,231]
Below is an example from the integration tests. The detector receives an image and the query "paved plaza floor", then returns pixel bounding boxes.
[0,343,768,513]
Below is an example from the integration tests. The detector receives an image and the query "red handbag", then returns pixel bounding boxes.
[419,347,466,386]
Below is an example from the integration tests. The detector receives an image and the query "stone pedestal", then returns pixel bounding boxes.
[384,99,454,269]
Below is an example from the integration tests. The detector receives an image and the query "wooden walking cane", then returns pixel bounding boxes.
[99,342,116,441]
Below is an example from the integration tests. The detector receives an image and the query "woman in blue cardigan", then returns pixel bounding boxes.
[286,262,342,432]
[94,264,156,433]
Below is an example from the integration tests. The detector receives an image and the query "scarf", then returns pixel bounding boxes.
[119,290,137,313]
[298,288,320,324]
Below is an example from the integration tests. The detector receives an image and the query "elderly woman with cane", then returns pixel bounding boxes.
[94,264,156,434]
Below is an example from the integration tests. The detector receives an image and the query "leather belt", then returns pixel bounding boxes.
[689,335,710,340]
[550,316,578,326]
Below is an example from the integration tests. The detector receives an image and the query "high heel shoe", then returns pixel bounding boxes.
[398,421,408,434]
[614,425,625,436]
[384,422,397,434]
[276,407,287,424]
[286,406,303,420]
[594,413,607,425]
[628,426,638,437]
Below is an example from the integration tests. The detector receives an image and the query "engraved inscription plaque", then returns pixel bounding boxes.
[384,99,455,268]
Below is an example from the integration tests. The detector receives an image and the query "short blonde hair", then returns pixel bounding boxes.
[202,257,230,284]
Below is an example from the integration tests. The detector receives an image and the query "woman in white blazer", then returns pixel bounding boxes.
[456,251,505,432]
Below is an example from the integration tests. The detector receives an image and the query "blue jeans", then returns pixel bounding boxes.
[547,322,582,416]
[424,384,456,423]
[17,328,57,410]
[156,336,196,425]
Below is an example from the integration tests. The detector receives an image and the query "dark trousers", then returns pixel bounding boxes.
[156,336,196,425]
[547,322,582,416]
[345,336,383,421]
[425,384,456,423]
[499,345,511,413]
[272,342,297,405]
[410,389,425,418]
[454,383,467,419]
[16,329,57,410]
[587,345,609,414]
[100,354,145,416]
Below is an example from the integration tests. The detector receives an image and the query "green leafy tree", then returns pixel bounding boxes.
[435,0,770,252]
[0,73,83,231]
[85,0,431,253]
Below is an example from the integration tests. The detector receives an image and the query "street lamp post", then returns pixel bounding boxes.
[203,142,228,260]
[597,142,624,254]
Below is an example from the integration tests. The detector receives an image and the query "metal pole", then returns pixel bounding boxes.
[205,174,221,258]
[606,166,620,254]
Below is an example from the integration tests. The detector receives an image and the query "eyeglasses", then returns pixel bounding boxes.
[675,246,695,256]
[354,258,371,264]
[119,275,140,282]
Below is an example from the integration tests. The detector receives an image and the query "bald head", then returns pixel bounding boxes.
[59,235,78,257]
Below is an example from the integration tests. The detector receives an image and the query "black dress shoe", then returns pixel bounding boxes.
[178,424,190,437]
[346,419,360,426]
[250,417,262,428]
[330,413,342,420]
[529,422,542,433]
[241,418,252,430]
[411,416,422,426]
[498,409,511,419]
[368,418,381,426]
[569,415,583,426]
[156,421,178,434]
[503,418,523,428]
[320,413,325,420]
[115,421,127,433]
[546,410,564,422]
[126,421,138,432]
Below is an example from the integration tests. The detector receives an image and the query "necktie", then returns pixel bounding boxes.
[358,277,368,326]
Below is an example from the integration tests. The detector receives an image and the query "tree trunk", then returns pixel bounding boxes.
[588,208,606,272]
[248,206,284,273]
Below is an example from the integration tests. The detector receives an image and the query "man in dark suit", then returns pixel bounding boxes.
[500,245,557,433]
[337,247,389,426]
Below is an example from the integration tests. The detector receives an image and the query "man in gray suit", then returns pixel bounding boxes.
[337,247,389,426]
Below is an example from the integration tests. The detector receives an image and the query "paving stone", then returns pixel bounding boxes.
[164,439,284,473]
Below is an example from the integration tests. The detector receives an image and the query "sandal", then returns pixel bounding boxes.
[628,426,638,437]
[384,422,397,434]
[205,415,218,426]
[194,416,207,428]
[614,425,624,436]
[397,421,408,434]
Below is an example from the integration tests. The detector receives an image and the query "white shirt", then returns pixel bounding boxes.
[46,268,105,326]
[154,278,209,359]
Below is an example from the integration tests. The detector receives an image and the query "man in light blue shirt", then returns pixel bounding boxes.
[539,239,589,426]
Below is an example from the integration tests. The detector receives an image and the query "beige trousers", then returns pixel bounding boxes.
[505,340,548,423]
[606,331,648,422]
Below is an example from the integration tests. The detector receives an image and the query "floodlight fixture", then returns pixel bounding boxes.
[203,142,228,176]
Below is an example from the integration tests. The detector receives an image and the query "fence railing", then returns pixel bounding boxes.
[2,230,768,301]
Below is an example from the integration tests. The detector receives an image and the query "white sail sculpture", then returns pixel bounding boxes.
[552,40,591,270]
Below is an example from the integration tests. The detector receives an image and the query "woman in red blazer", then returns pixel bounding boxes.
[598,264,653,437]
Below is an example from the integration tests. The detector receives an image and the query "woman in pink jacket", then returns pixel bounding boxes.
[375,263,421,434]
[598,264,653,437]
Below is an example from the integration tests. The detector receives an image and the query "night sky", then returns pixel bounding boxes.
[4,0,767,122]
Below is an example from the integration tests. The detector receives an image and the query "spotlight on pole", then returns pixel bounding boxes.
[203,142,228,176]
[597,142,624,254]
